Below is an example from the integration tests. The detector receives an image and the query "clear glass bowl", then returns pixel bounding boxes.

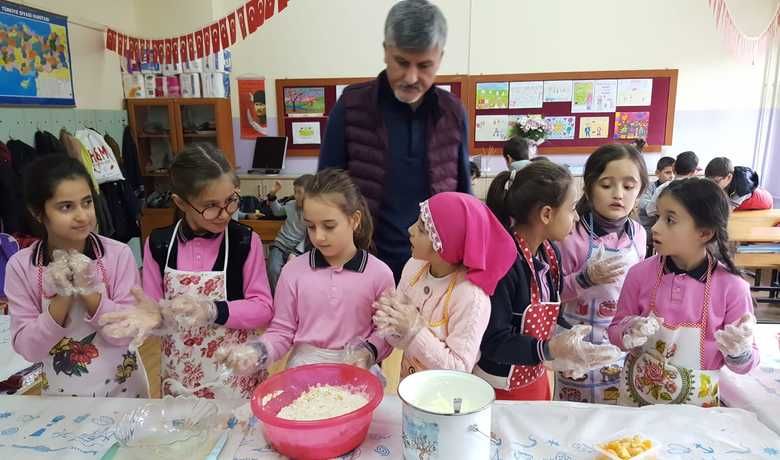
[115,398,220,459]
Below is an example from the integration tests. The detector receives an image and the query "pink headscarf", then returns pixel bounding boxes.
[420,192,517,295]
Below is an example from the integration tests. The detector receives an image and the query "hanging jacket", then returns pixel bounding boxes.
[34,130,67,157]
[99,181,140,243]
[104,133,123,165]
[7,139,37,177]
[121,126,143,194]
[0,142,25,235]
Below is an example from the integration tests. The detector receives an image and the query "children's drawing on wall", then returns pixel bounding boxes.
[476,82,509,109]
[614,112,650,139]
[284,87,326,117]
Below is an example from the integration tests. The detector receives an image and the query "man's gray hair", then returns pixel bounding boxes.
[384,0,447,51]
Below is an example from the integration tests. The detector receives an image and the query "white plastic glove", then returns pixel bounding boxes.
[164,295,218,330]
[715,313,756,358]
[343,338,376,369]
[545,325,623,378]
[214,341,269,376]
[67,249,100,295]
[44,249,75,296]
[372,292,424,349]
[98,287,164,352]
[621,313,663,349]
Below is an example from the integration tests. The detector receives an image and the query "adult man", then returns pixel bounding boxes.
[319,0,471,281]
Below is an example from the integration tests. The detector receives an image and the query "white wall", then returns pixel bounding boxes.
[19,0,140,110]
[40,0,773,172]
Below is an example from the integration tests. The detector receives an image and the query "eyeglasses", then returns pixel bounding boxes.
[184,192,241,220]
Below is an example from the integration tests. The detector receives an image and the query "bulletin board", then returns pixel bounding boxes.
[275,75,468,156]
[468,69,678,155]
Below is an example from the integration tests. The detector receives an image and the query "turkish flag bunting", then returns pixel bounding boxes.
[105,29,116,51]
[164,39,173,64]
[237,6,248,38]
[210,22,221,52]
[265,0,275,20]
[117,34,125,56]
[245,0,260,33]
[154,40,164,64]
[202,27,212,56]
[194,30,204,58]
[186,34,196,61]
[129,38,139,62]
[279,0,289,12]
[179,36,188,62]
[219,18,229,49]
[227,12,237,44]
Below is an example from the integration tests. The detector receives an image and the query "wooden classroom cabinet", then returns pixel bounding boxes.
[139,207,283,244]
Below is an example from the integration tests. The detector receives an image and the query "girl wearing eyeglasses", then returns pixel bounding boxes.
[103,144,274,399]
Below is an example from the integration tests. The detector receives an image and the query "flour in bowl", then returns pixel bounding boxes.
[276,384,369,421]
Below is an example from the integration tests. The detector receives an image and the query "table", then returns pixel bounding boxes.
[0,394,778,459]
[239,219,284,243]
[721,323,780,435]
[729,209,780,233]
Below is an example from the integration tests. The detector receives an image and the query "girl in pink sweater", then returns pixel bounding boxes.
[608,178,759,407]
[372,192,516,378]
[5,155,148,397]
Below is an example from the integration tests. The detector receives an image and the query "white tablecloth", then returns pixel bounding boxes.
[0,316,35,384]
[0,395,778,459]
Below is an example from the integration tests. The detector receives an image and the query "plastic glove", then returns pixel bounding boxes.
[373,292,424,349]
[715,313,756,358]
[67,249,100,295]
[44,249,75,296]
[98,288,164,352]
[343,338,376,369]
[214,341,268,376]
[621,313,663,349]
[164,295,218,330]
[584,253,626,286]
[545,325,623,378]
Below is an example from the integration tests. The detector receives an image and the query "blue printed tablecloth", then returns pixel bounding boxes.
[0,395,778,459]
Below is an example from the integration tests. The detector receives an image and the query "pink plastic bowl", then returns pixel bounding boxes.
[250,364,383,459]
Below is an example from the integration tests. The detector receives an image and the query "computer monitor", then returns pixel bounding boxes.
[249,136,288,174]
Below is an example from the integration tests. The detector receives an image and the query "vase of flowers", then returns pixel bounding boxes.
[509,116,546,146]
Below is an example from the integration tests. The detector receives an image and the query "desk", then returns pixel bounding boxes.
[729,209,780,231]
[730,226,780,244]
[0,395,778,459]
[238,219,283,243]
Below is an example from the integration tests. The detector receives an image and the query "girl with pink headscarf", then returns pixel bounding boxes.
[373,192,516,378]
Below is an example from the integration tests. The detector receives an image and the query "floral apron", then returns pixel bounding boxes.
[619,256,719,407]
[38,236,149,397]
[161,220,263,399]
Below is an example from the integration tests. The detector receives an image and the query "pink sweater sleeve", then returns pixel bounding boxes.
[608,263,645,350]
[405,283,491,372]
[224,233,273,329]
[720,279,760,374]
[141,237,164,302]
[365,266,395,362]
[82,243,141,346]
[261,267,298,363]
[560,229,588,303]
[6,255,68,363]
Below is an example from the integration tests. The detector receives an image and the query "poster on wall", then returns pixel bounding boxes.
[544,116,576,140]
[0,1,76,106]
[617,78,653,106]
[237,76,268,139]
[476,82,509,109]
[509,81,543,108]
[284,87,325,117]
[571,81,594,113]
[614,111,650,139]
[291,121,321,145]
[579,116,610,139]
[593,79,617,112]
[543,80,572,103]
[475,115,509,142]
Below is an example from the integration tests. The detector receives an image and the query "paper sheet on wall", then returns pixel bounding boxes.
[543,80,573,102]
[579,116,610,139]
[614,111,650,139]
[544,116,576,140]
[617,78,653,106]
[436,84,451,92]
[335,84,348,101]
[475,115,509,142]
[593,79,618,112]
[476,82,509,109]
[291,121,321,144]
[509,81,543,108]
[571,81,595,112]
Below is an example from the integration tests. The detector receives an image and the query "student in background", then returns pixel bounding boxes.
[478,161,622,400]
[704,157,773,211]
[6,155,149,397]
[469,160,481,181]
[555,144,648,404]
[609,178,758,407]
[646,151,699,219]
[266,174,315,293]
[638,156,675,256]
[503,136,534,171]
[631,138,647,152]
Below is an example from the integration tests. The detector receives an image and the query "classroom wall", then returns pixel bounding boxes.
[41,0,773,176]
